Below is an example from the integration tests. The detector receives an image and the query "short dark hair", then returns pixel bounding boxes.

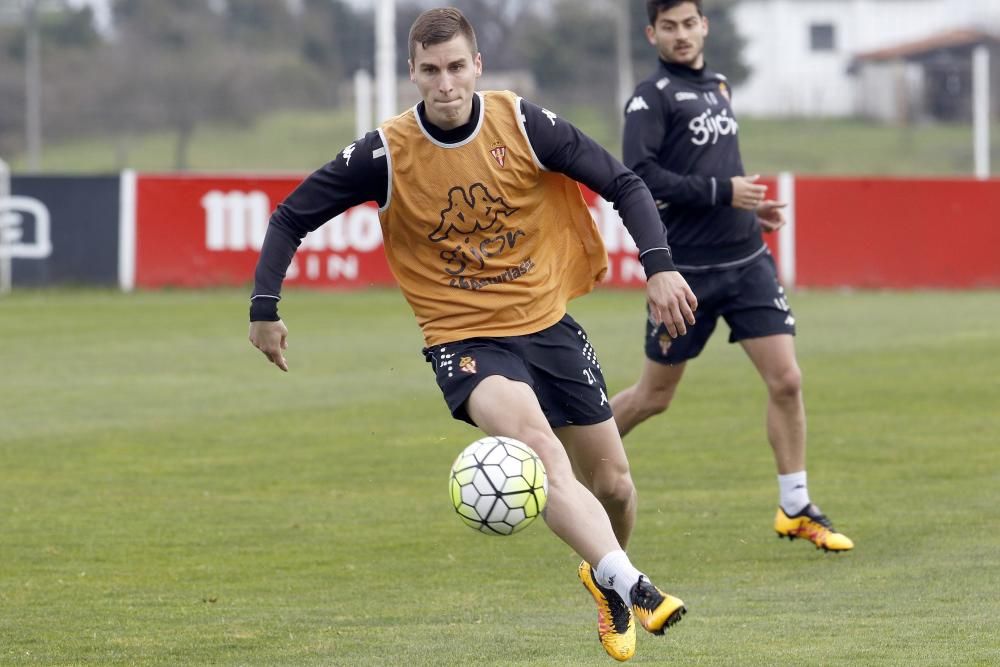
[408,7,478,62]
[646,0,704,26]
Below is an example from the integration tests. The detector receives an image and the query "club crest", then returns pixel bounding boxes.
[658,333,673,356]
[489,143,507,168]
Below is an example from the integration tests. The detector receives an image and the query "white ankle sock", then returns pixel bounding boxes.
[595,550,643,607]
[778,471,810,515]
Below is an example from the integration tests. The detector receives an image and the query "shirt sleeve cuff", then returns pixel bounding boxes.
[716,177,734,206]
[249,297,280,322]
[640,248,677,277]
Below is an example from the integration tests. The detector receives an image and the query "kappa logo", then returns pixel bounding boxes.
[541,108,558,126]
[675,91,699,102]
[774,289,790,312]
[459,355,477,374]
[625,95,649,113]
[428,183,518,242]
[341,142,357,165]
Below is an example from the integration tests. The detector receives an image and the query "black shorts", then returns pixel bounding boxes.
[423,314,613,428]
[646,250,796,364]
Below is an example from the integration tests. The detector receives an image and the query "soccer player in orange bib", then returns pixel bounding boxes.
[249,8,697,661]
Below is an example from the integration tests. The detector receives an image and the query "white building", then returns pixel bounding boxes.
[730,0,1000,117]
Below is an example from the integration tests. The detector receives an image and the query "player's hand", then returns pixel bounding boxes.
[646,271,697,339]
[249,319,289,372]
[756,200,788,232]
[731,174,768,210]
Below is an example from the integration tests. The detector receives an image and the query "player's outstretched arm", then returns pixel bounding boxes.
[646,271,697,339]
[249,319,289,372]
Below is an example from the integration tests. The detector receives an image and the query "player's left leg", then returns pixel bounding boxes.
[726,252,853,551]
[739,334,805,476]
[558,420,636,548]
[558,422,640,660]
[741,334,853,552]
[527,315,685,654]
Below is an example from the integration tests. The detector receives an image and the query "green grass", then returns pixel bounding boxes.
[1,288,999,665]
[737,117,1000,177]
[8,107,1000,177]
[7,110,359,174]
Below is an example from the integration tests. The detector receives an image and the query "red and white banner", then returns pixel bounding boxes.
[134,174,388,289]
[131,174,649,289]
[128,173,1000,290]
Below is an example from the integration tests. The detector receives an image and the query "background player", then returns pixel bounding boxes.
[611,0,853,552]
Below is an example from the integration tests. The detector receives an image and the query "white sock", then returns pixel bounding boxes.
[778,471,810,515]
[595,550,643,607]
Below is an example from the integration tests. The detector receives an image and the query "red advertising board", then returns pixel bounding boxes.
[133,174,650,289]
[135,174,392,288]
[795,177,1000,288]
[132,172,1000,290]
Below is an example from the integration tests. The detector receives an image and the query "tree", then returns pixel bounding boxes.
[0,1,103,160]
[440,0,531,71]
[514,0,616,105]
[110,0,229,168]
[108,0,318,169]
[299,0,374,83]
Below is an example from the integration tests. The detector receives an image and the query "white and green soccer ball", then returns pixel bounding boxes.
[448,436,548,536]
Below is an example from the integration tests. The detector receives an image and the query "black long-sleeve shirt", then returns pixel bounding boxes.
[623,60,764,270]
[251,93,675,320]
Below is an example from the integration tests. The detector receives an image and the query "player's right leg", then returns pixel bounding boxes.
[466,375,625,568]
[467,377,685,649]
[426,341,624,565]
[609,358,687,437]
[612,281,717,437]
[577,560,635,661]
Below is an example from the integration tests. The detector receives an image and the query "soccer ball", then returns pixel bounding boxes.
[448,436,548,536]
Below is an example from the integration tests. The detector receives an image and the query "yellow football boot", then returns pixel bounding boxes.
[578,561,636,662]
[628,576,686,636]
[775,503,854,552]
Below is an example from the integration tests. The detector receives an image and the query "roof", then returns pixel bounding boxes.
[854,29,997,62]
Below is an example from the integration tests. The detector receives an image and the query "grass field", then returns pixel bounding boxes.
[8,107,999,178]
[1,288,998,665]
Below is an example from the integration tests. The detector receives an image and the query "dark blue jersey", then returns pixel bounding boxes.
[624,59,764,270]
